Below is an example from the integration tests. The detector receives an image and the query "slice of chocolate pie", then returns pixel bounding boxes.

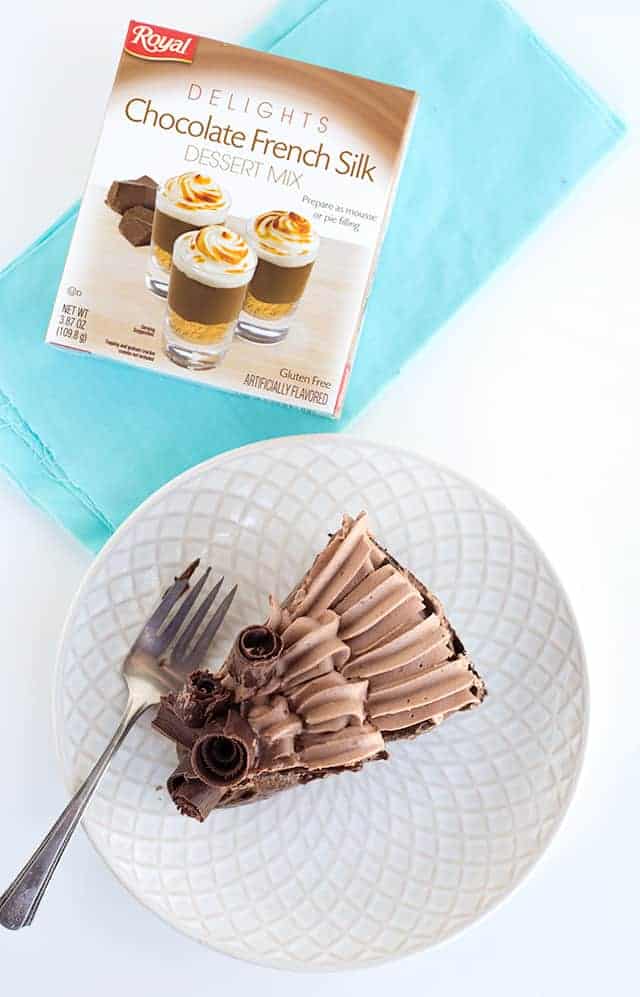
[153,512,486,820]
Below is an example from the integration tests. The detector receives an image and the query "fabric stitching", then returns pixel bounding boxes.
[0,388,115,532]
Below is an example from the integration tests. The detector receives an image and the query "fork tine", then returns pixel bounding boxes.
[176,558,201,582]
[172,576,224,662]
[186,585,238,670]
[157,567,212,649]
[143,565,197,636]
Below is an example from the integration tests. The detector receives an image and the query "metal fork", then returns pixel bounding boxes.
[0,560,236,931]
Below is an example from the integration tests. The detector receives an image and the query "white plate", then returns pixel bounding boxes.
[54,436,588,970]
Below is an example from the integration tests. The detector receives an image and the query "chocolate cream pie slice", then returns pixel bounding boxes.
[153,512,486,820]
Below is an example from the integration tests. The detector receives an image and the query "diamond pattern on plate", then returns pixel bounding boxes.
[54,437,587,969]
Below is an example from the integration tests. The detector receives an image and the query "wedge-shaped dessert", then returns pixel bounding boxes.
[153,512,485,820]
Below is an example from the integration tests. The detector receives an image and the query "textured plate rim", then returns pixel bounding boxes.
[52,433,590,970]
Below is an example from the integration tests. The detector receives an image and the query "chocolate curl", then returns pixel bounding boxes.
[226,625,283,696]
[153,697,199,749]
[177,669,232,725]
[190,710,258,788]
[167,758,225,822]
[153,670,231,746]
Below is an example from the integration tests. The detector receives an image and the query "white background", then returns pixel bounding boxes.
[1,1,638,993]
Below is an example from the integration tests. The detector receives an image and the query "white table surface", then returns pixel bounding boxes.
[1,1,638,993]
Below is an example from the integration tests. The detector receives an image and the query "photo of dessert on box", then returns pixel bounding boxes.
[164,224,257,369]
[146,171,231,294]
[106,167,324,368]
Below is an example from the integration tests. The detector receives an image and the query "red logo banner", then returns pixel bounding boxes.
[124,21,198,64]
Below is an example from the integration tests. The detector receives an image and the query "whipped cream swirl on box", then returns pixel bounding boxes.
[172,226,257,289]
[156,172,231,226]
[247,210,320,267]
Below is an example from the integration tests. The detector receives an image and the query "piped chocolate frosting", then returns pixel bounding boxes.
[153,512,486,819]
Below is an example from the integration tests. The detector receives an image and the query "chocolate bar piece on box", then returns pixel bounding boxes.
[119,205,154,246]
[106,174,157,214]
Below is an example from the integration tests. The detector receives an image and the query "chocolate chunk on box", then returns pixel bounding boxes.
[119,205,154,246]
[106,175,158,214]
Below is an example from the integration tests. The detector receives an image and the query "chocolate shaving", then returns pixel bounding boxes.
[153,671,232,746]
[167,758,225,821]
[226,625,283,695]
[190,711,257,788]
[152,697,199,749]
[175,670,232,726]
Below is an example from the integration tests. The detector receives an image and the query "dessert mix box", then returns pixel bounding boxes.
[45,20,418,418]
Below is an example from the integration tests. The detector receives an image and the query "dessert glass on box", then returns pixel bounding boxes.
[236,210,319,343]
[163,225,257,370]
[146,172,231,297]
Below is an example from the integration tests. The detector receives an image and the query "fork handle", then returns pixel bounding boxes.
[0,697,149,930]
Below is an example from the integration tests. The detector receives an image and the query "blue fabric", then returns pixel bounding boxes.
[0,0,624,550]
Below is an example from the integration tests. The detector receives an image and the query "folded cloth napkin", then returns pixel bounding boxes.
[0,0,624,551]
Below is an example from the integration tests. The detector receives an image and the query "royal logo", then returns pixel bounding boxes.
[124,21,198,63]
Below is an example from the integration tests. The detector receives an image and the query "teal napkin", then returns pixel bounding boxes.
[0,0,624,551]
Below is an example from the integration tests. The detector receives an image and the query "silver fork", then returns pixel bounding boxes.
[0,560,236,931]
